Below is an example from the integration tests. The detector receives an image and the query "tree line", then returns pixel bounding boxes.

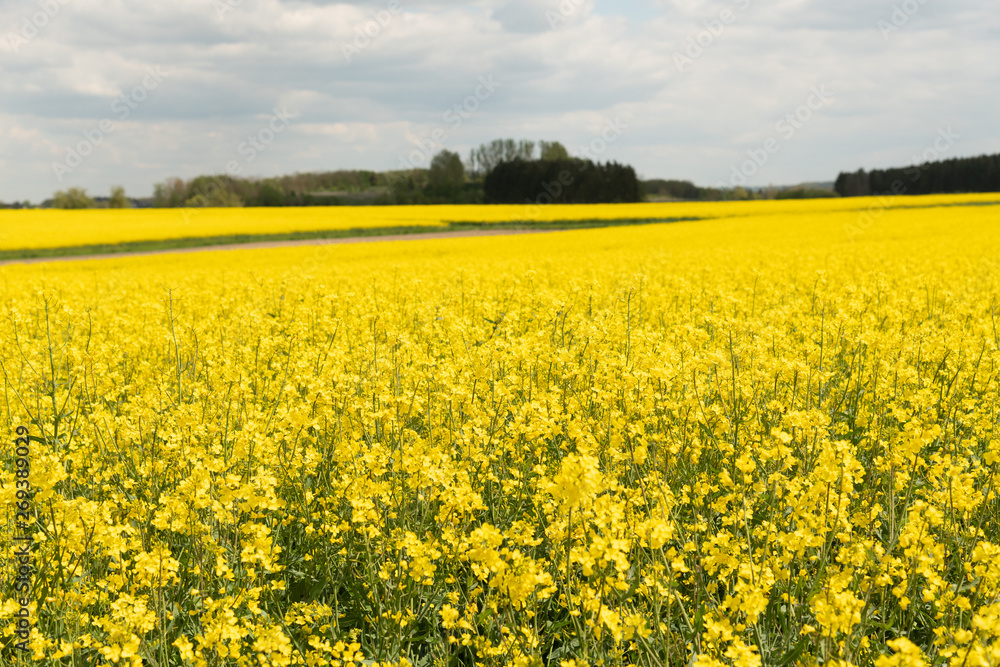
[484,158,640,204]
[18,137,873,209]
[142,139,641,207]
[27,139,645,209]
[145,140,593,208]
[10,186,134,209]
[835,152,1000,197]
[389,139,642,205]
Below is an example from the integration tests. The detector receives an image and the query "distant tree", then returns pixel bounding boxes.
[468,139,536,178]
[428,150,465,192]
[184,191,243,207]
[484,158,640,204]
[184,179,244,207]
[52,187,96,209]
[154,178,188,207]
[181,175,246,207]
[256,180,286,207]
[108,185,130,208]
[641,179,702,200]
[834,169,871,197]
[539,141,569,161]
[836,153,1000,197]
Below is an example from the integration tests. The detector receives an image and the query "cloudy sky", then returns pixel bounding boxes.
[1,0,997,202]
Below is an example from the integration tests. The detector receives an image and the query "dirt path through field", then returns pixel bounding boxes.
[0,228,549,267]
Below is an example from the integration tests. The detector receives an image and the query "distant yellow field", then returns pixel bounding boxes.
[0,207,446,251]
[0,193,996,251]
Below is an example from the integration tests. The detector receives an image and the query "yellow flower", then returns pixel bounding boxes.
[440,605,460,629]
[173,635,196,662]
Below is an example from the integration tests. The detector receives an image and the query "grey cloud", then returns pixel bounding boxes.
[0,0,998,202]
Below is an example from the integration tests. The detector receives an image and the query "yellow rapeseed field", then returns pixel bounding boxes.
[0,193,997,251]
[0,208,445,251]
[1,198,1000,666]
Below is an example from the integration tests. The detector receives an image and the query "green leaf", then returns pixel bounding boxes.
[774,637,808,666]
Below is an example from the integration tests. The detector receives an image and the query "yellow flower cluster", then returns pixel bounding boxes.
[1,196,1000,666]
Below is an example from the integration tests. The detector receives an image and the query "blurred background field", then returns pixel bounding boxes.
[0,193,997,257]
